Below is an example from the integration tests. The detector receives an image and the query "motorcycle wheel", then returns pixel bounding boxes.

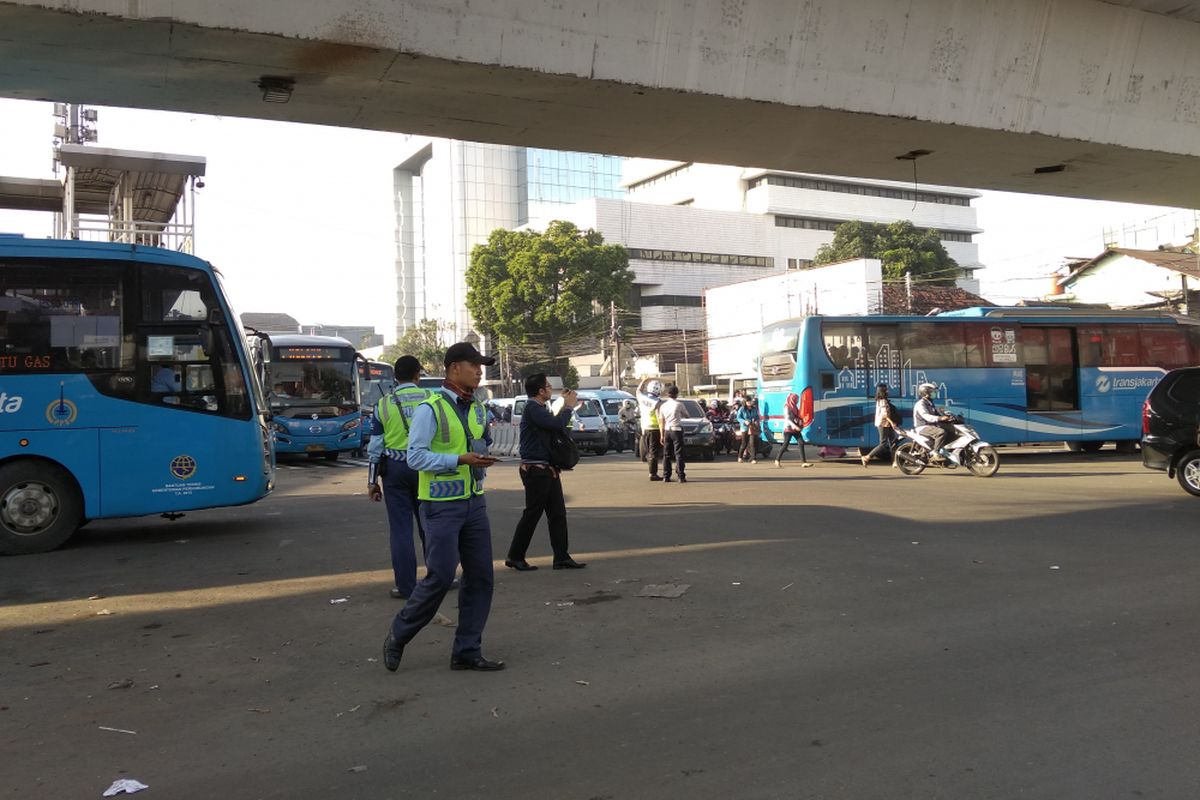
[894,442,926,475]
[966,444,1000,477]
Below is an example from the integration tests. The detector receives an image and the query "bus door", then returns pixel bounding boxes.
[1020,327,1081,440]
[818,322,868,446]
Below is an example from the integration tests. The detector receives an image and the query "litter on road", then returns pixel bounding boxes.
[107,679,134,690]
[102,778,149,796]
[638,584,691,598]
[97,726,137,735]
[347,765,368,773]
[329,597,348,604]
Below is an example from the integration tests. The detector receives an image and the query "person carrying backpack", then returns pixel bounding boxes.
[861,383,901,467]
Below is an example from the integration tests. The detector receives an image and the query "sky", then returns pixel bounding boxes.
[0,98,1195,341]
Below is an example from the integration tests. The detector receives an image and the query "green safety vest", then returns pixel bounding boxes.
[417,393,488,502]
[376,386,431,451]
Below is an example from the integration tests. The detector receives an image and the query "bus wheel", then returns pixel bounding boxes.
[1080,441,1105,454]
[0,461,83,555]
[1114,440,1139,454]
[324,452,340,462]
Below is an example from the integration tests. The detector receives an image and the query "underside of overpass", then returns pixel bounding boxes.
[1,0,1199,207]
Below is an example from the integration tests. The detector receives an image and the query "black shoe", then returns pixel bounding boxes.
[504,559,538,572]
[389,588,407,600]
[664,476,673,482]
[679,476,688,483]
[450,654,506,671]
[383,633,404,672]
[649,475,663,481]
[553,558,587,570]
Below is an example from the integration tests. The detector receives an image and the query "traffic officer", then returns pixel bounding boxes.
[637,378,665,481]
[383,342,505,673]
[367,355,430,600]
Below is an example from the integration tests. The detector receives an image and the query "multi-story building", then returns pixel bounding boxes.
[391,138,622,342]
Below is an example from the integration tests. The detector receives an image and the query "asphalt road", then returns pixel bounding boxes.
[3,448,1199,799]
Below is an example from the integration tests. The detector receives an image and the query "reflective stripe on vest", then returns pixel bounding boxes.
[377,387,431,451]
[417,394,488,502]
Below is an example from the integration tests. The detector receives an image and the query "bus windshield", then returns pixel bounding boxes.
[760,320,802,382]
[267,355,357,411]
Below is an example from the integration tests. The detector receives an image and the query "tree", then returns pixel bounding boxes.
[383,318,452,374]
[466,221,634,365]
[814,220,960,285]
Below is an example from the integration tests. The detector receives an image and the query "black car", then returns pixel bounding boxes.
[1141,366,1200,496]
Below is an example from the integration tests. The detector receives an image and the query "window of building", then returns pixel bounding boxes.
[774,215,973,243]
[625,163,693,191]
[751,174,972,206]
[626,248,773,269]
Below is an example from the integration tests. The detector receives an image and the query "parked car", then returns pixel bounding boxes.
[491,397,528,427]
[559,397,609,455]
[577,389,636,453]
[1141,366,1200,496]
[677,398,717,461]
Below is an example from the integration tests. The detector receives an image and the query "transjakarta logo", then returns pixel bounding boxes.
[0,392,23,412]
[1096,375,1158,393]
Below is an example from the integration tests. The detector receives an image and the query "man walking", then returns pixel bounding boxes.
[504,373,587,572]
[367,355,430,599]
[382,342,504,673]
[658,385,687,483]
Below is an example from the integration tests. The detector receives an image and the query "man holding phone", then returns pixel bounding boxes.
[504,373,586,572]
[382,342,505,673]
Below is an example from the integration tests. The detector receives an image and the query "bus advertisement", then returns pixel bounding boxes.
[0,236,275,555]
[259,334,362,460]
[757,308,1200,453]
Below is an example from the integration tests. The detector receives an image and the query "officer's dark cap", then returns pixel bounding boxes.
[444,341,496,368]
[394,355,424,379]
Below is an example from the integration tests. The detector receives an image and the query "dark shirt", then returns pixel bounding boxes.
[519,397,573,464]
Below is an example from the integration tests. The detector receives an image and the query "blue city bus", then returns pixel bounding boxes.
[357,359,395,450]
[258,334,362,460]
[757,308,1200,452]
[0,236,275,555]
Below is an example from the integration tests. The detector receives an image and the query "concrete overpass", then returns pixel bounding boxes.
[2,0,1200,206]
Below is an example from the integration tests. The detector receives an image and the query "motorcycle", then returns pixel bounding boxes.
[893,415,1000,477]
[711,418,735,454]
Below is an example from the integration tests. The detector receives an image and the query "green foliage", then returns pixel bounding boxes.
[813,220,960,285]
[562,366,580,390]
[383,318,452,374]
[466,221,634,360]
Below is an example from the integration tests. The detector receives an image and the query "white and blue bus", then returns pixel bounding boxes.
[757,308,1200,452]
[358,359,396,451]
[258,334,362,460]
[0,235,275,555]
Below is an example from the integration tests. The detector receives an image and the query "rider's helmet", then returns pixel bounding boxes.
[709,400,719,410]
[645,379,664,399]
[732,397,743,406]
[918,382,937,399]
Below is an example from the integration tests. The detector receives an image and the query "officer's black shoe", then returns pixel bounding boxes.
[383,633,404,672]
[553,558,587,570]
[504,559,538,572]
[679,476,688,483]
[450,654,506,671]
[649,475,663,481]
[389,588,407,600]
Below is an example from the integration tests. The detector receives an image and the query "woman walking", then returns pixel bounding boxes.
[861,383,899,467]
[774,392,813,468]
[737,396,761,463]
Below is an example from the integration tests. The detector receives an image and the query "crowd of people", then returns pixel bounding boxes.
[363,346,949,675]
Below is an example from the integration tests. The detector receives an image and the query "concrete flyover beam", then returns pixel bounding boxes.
[2,0,1200,206]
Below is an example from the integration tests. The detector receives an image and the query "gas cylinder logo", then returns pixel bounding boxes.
[45,398,78,425]
[170,455,197,480]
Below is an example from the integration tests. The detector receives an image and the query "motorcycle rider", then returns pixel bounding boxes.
[618,398,639,452]
[913,382,955,461]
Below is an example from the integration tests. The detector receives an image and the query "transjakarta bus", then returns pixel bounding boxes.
[258,334,362,460]
[757,308,1200,452]
[0,236,274,555]
[358,359,396,450]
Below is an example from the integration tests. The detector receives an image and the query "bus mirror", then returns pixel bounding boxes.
[200,325,215,358]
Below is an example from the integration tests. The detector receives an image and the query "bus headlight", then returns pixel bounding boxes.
[342,418,361,431]
[272,421,289,435]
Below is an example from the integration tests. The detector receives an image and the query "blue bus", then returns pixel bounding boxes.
[358,359,396,450]
[0,236,275,555]
[257,334,362,460]
[757,308,1200,453]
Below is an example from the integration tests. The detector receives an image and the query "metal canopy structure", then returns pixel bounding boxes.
[57,144,206,226]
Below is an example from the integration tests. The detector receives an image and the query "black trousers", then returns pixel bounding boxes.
[645,430,663,476]
[864,425,896,461]
[506,466,570,562]
[663,430,686,479]
[775,431,808,462]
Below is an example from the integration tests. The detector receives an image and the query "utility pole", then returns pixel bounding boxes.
[610,301,620,389]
